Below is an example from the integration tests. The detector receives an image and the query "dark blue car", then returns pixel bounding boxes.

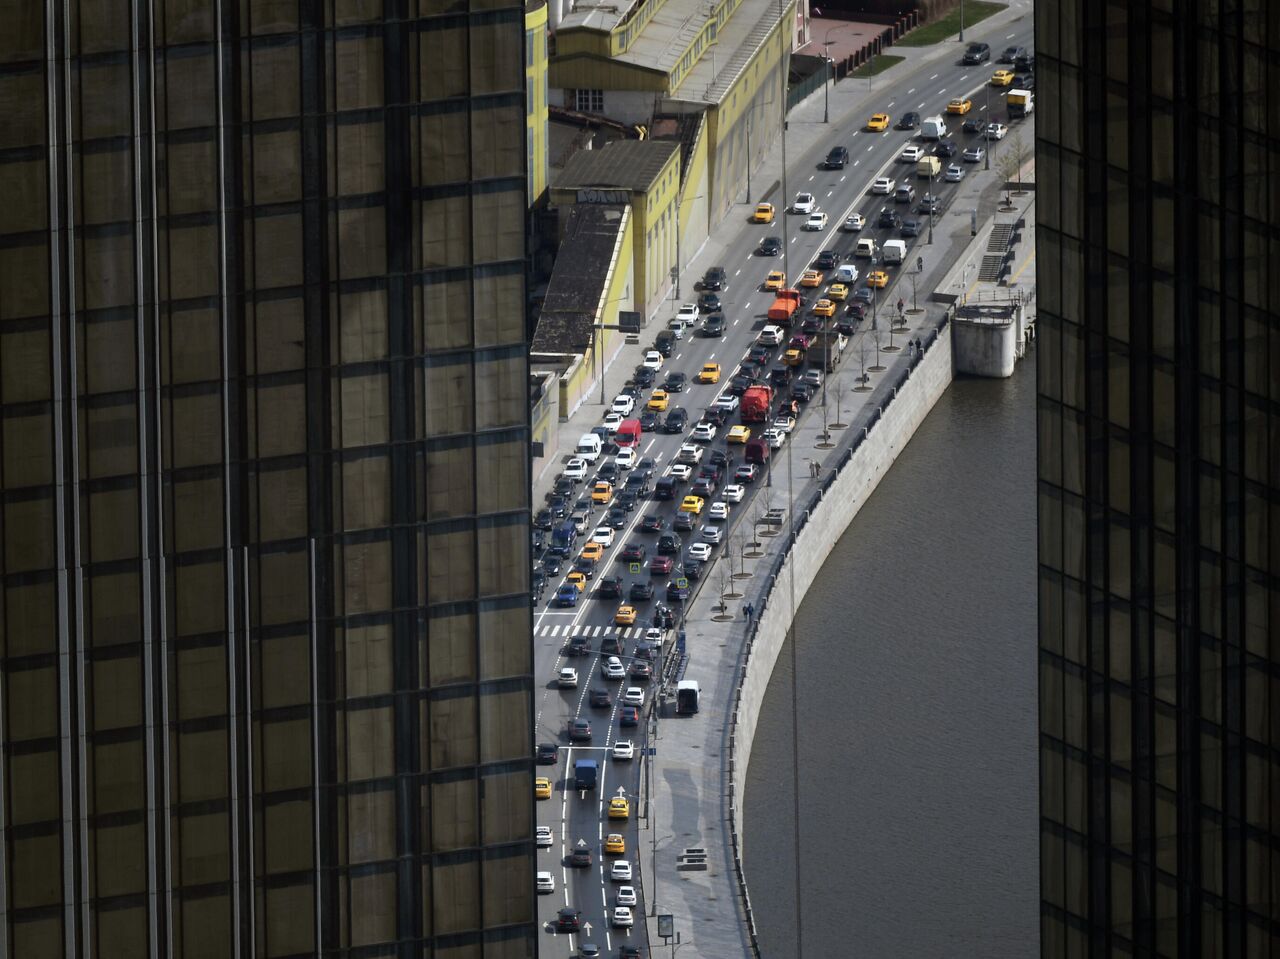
[555,585,579,607]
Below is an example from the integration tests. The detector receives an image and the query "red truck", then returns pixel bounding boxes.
[740,384,774,422]
[767,289,802,325]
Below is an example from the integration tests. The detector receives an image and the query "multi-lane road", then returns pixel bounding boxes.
[531,23,1033,958]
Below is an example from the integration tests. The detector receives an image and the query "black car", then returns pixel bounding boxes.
[962,116,986,135]
[654,477,677,501]
[600,635,625,655]
[569,718,592,741]
[541,555,564,575]
[801,316,824,335]
[606,506,628,527]
[596,462,619,484]
[846,300,869,320]
[569,848,592,868]
[619,946,644,959]
[537,742,558,764]
[824,145,849,169]
[681,558,704,581]
[620,706,640,726]
[673,511,695,532]
[639,514,665,533]
[896,111,921,130]
[589,688,613,708]
[791,383,815,403]
[1001,44,1026,63]
[632,365,656,388]
[708,448,730,469]
[703,406,729,427]
[835,319,857,336]
[933,139,958,158]
[566,635,590,656]
[639,410,659,432]
[629,581,655,602]
[663,372,687,392]
[616,490,638,513]
[1014,53,1035,73]
[663,408,688,433]
[572,557,595,580]
[748,345,772,366]
[657,533,682,555]
[697,291,721,313]
[962,41,991,64]
[918,195,942,215]
[814,249,839,270]
[700,266,727,291]
[758,235,782,256]
[1013,73,1035,90]
[596,575,623,599]
[620,542,647,563]
[698,314,726,337]
[727,373,755,396]
[634,640,659,662]
[901,218,923,238]
[547,494,569,517]
[624,472,648,494]
[629,660,652,680]
[558,908,583,930]
[654,331,676,356]
[878,207,901,229]
[533,508,554,530]
[551,477,574,498]
[853,287,874,305]
[769,365,792,386]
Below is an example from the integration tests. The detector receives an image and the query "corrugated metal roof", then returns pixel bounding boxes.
[553,139,679,193]
[532,204,629,354]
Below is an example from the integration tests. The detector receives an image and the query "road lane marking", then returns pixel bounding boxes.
[907,88,915,94]
[930,73,939,80]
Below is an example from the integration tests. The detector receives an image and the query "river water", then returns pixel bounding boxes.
[742,357,1039,958]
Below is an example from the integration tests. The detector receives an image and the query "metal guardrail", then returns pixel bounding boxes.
[720,315,948,956]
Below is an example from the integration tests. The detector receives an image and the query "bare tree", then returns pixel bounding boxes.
[830,379,849,428]
[996,133,1026,202]
[716,564,734,613]
[729,529,750,577]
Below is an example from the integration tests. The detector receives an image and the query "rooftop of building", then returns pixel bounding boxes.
[531,204,629,354]
[558,0,643,35]
[553,139,680,193]
[671,0,789,104]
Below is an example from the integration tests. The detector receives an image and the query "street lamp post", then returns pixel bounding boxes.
[927,165,935,244]
[984,81,991,171]
[959,0,965,41]
[822,26,840,124]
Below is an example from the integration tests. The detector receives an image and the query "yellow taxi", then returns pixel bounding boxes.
[608,797,630,820]
[799,269,823,288]
[679,495,704,515]
[581,542,604,562]
[764,270,786,291]
[990,69,1015,86]
[784,348,804,367]
[647,389,670,411]
[947,97,973,114]
[728,425,751,444]
[812,298,836,317]
[535,777,552,800]
[827,282,849,301]
[591,480,613,504]
[866,113,890,131]
[696,363,721,384]
[605,833,626,854]
[867,271,889,289]
[566,571,587,591]
[752,202,775,224]
[615,604,637,626]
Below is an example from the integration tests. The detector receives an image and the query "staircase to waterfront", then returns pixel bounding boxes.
[978,223,1014,281]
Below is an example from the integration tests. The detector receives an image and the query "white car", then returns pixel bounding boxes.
[676,443,704,464]
[944,163,965,182]
[536,871,555,893]
[612,740,635,760]
[612,906,634,928]
[963,145,985,162]
[900,145,924,162]
[591,526,615,546]
[564,458,588,481]
[804,211,828,231]
[676,303,700,324]
[611,860,632,881]
[665,318,685,338]
[713,394,740,412]
[687,542,713,561]
[986,122,1008,140]
[691,422,717,442]
[668,463,692,481]
[758,325,784,346]
[603,412,623,431]
[723,484,746,503]
[642,350,663,369]
[622,686,644,707]
[616,885,637,907]
[701,525,723,544]
[772,414,796,434]
[610,394,635,416]
[792,192,816,213]
[536,826,554,847]
[558,667,579,688]
[614,448,636,469]
[843,212,865,232]
[708,501,730,521]
[602,657,626,680]
[645,626,665,643]
[763,427,786,449]
[871,176,895,195]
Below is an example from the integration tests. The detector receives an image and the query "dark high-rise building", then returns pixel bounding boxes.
[0,3,535,956]
[1036,1,1278,956]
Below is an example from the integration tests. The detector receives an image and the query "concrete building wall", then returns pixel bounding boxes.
[953,319,1017,377]
[731,324,955,854]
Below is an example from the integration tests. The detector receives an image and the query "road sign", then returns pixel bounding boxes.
[658,915,675,938]
[676,577,688,589]
[629,562,641,574]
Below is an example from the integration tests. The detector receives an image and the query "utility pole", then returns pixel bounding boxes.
[927,165,935,244]
[959,0,965,41]
[984,80,991,170]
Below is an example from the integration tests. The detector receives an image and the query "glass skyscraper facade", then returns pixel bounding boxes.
[0,2,535,956]
[1037,1,1278,956]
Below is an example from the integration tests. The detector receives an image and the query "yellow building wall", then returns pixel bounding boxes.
[634,147,682,316]
[525,3,550,204]
[674,114,710,292]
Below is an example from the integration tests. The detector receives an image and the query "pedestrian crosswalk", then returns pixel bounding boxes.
[536,624,650,639]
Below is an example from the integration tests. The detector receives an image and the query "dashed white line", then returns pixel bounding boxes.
[734,268,742,276]
[886,100,894,107]
[1006,32,1016,39]
[853,160,859,166]
[866,145,874,152]
[929,73,939,80]
[826,190,833,197]
[839,175,846,182]
[918,102,926,109]
[907,88,915,94]
[808,174,815,181]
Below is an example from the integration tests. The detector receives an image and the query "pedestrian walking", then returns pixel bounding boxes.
[815,463,822,478]
[744,602,754,625]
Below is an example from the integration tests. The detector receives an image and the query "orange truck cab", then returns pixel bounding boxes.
[767,289,803,325]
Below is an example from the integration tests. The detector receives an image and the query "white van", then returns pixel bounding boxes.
[920,115,947,139]
[854,238,877,259]
[882,239,907,265]
[834,263,859,284]
[758,325,784,346]
[575,433,603,463]
[916,156,941,179]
